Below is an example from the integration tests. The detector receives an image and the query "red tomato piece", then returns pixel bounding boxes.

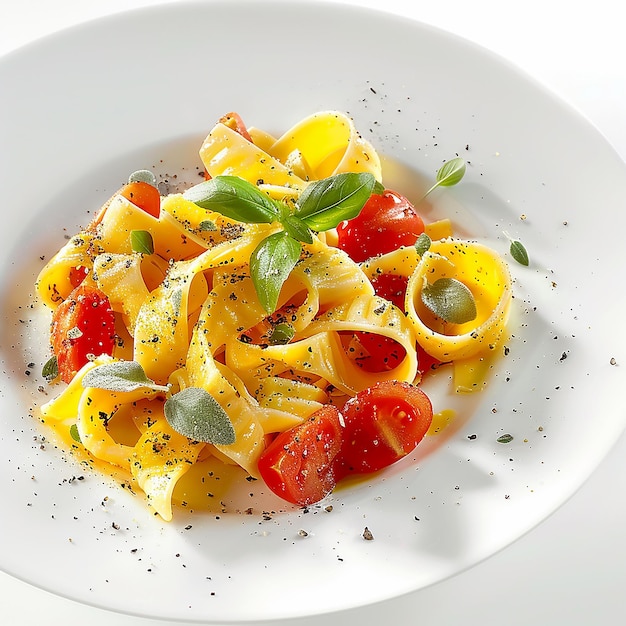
[339,380,433,475]
[218,111,253,142]
[352,273,408,372]
[257,405,344,506]
[370,272,408,310]
[51,284,117,383]
[336,189,425,262]
[120,180,161,218]
[353,332,406,372]
[69,265,90,289]
[363,272,441,375]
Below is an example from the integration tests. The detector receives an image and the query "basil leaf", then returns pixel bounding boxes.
[250,231,301,313]
[81,360,169,393]
[436,157,466,187]
[282,214,313,244]
[164,387,235,445]
[128,169,158,188]
[295,172,377,231]
[131,230,154,254]
[421,277,477,324]
[509,239,529,266]
[414,232,432,257]
[183,176,280,224]
[420,157,466,201]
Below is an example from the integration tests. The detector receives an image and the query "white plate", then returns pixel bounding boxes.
[1,1,625,622]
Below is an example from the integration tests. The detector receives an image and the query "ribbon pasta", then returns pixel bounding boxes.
[35,110,512,520]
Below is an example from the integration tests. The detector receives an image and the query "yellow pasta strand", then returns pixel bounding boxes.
[405,239,512,362]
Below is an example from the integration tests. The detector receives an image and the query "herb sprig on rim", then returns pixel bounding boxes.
[184,173,383,313]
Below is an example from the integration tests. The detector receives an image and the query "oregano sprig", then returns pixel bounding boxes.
[183,172,381,313]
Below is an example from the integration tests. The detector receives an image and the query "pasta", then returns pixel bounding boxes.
[35,110,513,520]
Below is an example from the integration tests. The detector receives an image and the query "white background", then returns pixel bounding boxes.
[1,1,625,624]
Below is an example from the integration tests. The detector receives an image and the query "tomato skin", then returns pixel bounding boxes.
[353,333,406,372]
[120,180,161,218]
[339,380,433,475]
[69,265,90,289]
[257,405,344,506]
[354,273,409,372]
[51,284,117,383]
[218,111,253,142]
[370,272,408,310]
[336,190,425,263]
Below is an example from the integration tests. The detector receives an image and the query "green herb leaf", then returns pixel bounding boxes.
[250,231,301,313]
[81,360,169,393]
[497,433,514,444]
[269,322,295,345]
[421,277,477,324]
[509,239,529,266]
[42,355,58,382]
[199,219,218,231]
[164,387,235,445]
[183,175,280,224]
[421,157,466,200]
[128,169,158,188]
[414,232,432,257]
[295,172,377,231]
[436,157,466,187]
[281,214,313,244]
[130,230,154,254]
[69,423,81,443]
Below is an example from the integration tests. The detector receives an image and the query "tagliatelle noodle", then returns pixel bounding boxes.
[404,238,512,364]
[262,110,383,183]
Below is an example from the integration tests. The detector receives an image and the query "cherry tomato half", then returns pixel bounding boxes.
[120,180,161,218]
[257,405,344,506]
[336,189,425,262]
[338,380,433,475]
[51,284,117,383]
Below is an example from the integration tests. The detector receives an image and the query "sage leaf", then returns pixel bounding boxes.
[414,232,432,257]
[183,175,280,224]
[131,230,154,254]
[421,277,477,324]
[81,360,169,393]
[509,239,529,266]
[199,219,218,231]
[295,172,377,231]
[128,169,158,188]
[42,355,58,382]
[250,231,302,313]
[164,387,235,445]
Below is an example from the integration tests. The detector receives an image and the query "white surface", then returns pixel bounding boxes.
[1,1,625,625]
